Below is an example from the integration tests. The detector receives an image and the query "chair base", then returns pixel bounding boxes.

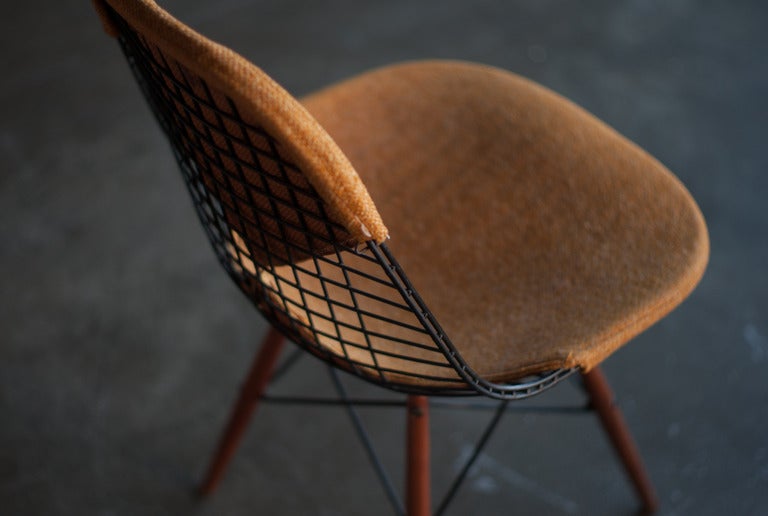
[199,326,658,514]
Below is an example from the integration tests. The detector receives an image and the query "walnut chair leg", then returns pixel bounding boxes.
[582,367,659,513]
[406,395,431,516]
[199,326,286,496]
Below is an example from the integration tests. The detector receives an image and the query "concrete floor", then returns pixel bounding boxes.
[2,1,767,515]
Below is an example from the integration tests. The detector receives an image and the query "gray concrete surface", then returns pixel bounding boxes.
[1,1,767,515]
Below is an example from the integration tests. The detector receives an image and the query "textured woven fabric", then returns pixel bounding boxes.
[303,61,709,379]
[94,0,389,245]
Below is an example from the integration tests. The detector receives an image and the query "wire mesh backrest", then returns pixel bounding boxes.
[107,7,471,393]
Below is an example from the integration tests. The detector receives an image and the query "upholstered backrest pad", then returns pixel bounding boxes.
[94,0,388,247]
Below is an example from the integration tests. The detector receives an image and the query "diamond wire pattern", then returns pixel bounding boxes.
[111,8,575,399]
[114,15,471,394]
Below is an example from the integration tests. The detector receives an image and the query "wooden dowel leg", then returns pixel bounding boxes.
[582,367,659,513]
[199,326,285,496]
[406,395,431,516]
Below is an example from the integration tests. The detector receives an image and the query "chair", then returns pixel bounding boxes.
[93,1,709,514]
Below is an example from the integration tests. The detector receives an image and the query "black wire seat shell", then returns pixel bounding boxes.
[114,9,575,400]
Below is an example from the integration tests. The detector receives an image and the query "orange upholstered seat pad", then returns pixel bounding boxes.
[302,61,708,380]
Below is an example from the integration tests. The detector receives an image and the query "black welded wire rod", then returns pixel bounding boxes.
[434,400,509,516]
[260,395,406,407]
[429,399,591,414]
[258,394,590,414]
[327,366,405,516]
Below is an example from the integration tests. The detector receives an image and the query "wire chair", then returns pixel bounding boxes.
[93,1,709,514]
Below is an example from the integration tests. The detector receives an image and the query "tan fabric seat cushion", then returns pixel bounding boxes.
[302,61,709,381]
